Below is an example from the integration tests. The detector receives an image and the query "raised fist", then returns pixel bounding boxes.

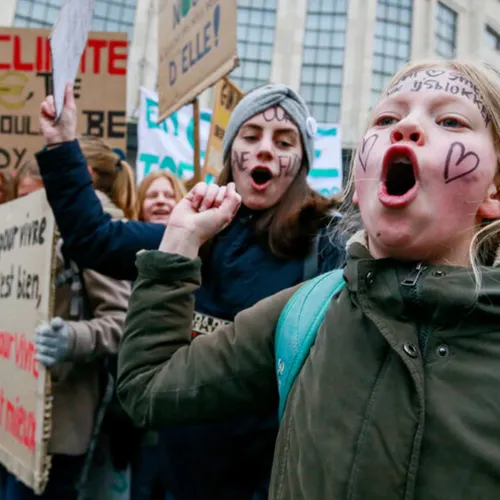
[159,182,242,255]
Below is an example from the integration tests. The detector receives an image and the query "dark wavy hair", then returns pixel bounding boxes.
[214,155,341,259]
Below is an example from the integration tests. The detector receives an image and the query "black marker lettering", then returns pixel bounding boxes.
[358,134,378,172]
[278,155,301,177]
[443,141,480,184]
[262,106,292,123]
[232,151,250,171]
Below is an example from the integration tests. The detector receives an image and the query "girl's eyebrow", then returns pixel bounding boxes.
[275,128,299,138]
[240,124,261,133]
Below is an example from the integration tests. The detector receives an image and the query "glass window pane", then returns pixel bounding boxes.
[14,0,137,42]
[95,2,108,17]
[299,0,347,120]
[371,0,413,96]
[434,2,457,58]
[231,2,277,91]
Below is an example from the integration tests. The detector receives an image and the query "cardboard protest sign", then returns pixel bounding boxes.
[0,190,56,494]
[50,0,96,119]
[0,27,127,173]
[157,0,238,122]
[203,77,242,178]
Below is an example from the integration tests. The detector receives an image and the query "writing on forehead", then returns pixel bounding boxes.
[262,106,292,124]
[385,69,492,127]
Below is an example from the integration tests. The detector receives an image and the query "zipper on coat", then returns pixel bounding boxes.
[401,261,430,354]
[401,261,426,287]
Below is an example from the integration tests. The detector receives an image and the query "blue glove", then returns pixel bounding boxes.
[34,317,71,367]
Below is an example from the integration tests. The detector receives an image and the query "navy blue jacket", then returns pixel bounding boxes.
[36,140,346,499]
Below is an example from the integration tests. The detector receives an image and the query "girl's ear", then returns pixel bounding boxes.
[353,189,359,206]
[477,174,500,220]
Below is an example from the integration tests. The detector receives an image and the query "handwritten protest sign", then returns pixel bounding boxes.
[0,27,127,173]
[157,0,238,122]
[0,190,56,494]
[203,77,242,178]
[50,0,96,119]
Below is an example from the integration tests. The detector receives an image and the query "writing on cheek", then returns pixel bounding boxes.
[358,134,378,172]
[262,106,292,123]
[443,141,480,184]
[278,155,301,177]
[232,151,250,171]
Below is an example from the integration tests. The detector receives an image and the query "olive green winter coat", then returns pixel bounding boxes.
[118,233,500,499]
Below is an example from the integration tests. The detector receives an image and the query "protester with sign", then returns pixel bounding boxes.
[0,158,131,499]
[118,59,500,500]
[137,170,187,224]
[0,171,15,204]
[36,82,346,499]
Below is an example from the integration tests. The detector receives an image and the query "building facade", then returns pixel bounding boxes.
[2,0,500,154]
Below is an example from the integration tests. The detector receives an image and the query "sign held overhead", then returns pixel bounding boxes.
[49,0,96,120]
[157,0,239,123]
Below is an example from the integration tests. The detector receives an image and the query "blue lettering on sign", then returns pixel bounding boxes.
[181,22,212,74]
[139,153,194,178]
[318,186,341,196]
[146,98,179,136]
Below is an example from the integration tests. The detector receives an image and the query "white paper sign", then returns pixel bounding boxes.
[50,0,95,119]
[137,88,343,194]
[136,87,212,185]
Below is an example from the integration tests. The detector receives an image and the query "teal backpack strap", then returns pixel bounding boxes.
[275,269,345,420]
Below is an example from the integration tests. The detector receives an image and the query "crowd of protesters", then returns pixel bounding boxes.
[2,56,500,500]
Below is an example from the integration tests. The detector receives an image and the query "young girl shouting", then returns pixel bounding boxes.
[117,59,500,499]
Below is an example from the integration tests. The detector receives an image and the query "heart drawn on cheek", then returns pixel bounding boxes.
[358,134,378,172]
[443,141,480,184]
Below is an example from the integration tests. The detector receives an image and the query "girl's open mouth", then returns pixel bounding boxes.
[250,167,273,191]
[379,146,419,208]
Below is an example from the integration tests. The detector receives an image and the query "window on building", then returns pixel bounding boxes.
[231,0,277,91]
[371,0,413,105]
[485,25,500,51]
[435,2,457,59]
[14,0,137,42]
[300,0,348,123]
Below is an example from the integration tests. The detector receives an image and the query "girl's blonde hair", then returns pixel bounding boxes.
[136,170,187,221]
[338,59,500,284]
[79,136,138,220]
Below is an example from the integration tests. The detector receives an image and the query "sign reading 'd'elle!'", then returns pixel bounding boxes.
[157,0,238,123]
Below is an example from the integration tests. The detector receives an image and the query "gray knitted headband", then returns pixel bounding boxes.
[222,83,317,170]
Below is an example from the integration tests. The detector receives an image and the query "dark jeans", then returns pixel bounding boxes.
[0,454,85,500]
[130,432,176,500]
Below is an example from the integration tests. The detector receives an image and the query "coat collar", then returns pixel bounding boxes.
[342,230,500,335]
